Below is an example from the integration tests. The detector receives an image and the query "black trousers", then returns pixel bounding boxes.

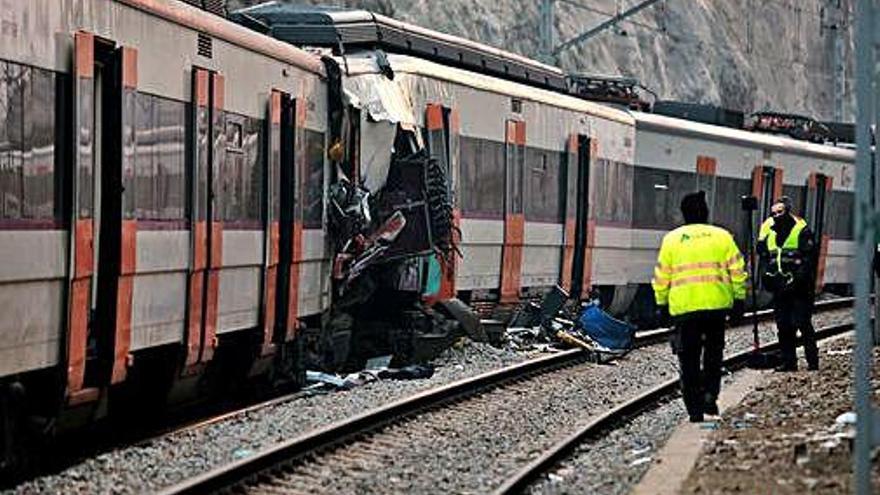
[773,294,818,369]
[672,312,726,418]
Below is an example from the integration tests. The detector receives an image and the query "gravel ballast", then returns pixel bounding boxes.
[529,398,688,495]
[682,335,880,494]
[8,308,851,494]
[531,312,858,495]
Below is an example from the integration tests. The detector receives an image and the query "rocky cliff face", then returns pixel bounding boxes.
[228,0,854,122]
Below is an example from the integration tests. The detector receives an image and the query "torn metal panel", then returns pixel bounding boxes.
[343,60,425,192]
[359,118,396,192]
[344,72,418,125]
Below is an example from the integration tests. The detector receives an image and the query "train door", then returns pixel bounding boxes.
[500,120,525,303]
[805,173,831,290]
[750,165,782,294]
[752,165,782,223]
[561,134,592,299]
[184,68,224,372]
[269,91,300,352]
[67,32,136,404]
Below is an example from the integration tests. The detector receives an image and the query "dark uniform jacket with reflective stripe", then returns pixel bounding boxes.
[757,216,816,295]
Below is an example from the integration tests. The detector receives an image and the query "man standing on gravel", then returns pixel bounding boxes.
[757,196,819,372]
[652,191,747,422]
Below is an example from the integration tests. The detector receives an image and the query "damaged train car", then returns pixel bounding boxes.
[233,3,855,328]
[315,59,463,370]
[234,3,639,329]
[0,0,857,474]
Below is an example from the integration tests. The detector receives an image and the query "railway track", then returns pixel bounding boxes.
[152,296,855,442]
[494,319,856,494]
[158,297,856,495]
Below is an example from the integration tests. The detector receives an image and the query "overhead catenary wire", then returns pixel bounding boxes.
[524,0,854,94]
[551,0,851,73]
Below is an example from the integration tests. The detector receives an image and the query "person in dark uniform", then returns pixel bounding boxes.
[652,192,747,422]
[757,196,818,371]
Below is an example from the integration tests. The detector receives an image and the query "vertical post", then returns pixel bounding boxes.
[539,0,555,64]
[746,0,753,54]
[853,1,876,493]
[873,0,880,346]
[831,0,848,122]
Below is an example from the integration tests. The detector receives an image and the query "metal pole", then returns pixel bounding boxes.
[832,0,848,122]
[873,0,880,344]
[853,1,876,493]
[539,0,556,64]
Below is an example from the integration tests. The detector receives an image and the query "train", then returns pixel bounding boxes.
[0,0,855,474]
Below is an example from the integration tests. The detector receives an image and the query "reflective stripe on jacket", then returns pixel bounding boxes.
[758,216,808,274]
[651,224,747,317]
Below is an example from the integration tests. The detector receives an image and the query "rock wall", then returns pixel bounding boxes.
[228,0,854,122]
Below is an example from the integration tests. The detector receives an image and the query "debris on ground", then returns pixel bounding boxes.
[306,364,436,391]
[682,338,880,494]
[504,286,635,361]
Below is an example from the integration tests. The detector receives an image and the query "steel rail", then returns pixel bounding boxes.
[125,297,855,462]
[158,347,589,495]
[633,295,856,347]
[154,296,855,444]
[493,319,857,495]
[159,298,855,495]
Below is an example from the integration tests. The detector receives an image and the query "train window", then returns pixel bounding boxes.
[134,94,154,219]
[226,120,243,150]
[714,176,752,246]
[134,93,186,222]
[524,147,564,223]
[222,113,263,227]
[0,61,59,224]
[633,166,707,229]
[826,189,854,240]
[156,98,185,220]
[782,184,805,217]
[302,129,325,229]
[632,167,671,228]
[593,159,633,225]
[459,135,504,218]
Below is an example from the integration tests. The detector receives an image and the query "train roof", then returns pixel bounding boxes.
[341,51,635,126]
[229,2,566,91]
[229,3,854,156]
[631,111,856,162]
[121,0,325,76]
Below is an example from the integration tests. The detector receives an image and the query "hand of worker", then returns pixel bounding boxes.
[655,305,672,328]
[729,299,745,327]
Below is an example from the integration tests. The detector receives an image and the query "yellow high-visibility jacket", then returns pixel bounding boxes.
[758,216,808,273]
[652,223,747,316]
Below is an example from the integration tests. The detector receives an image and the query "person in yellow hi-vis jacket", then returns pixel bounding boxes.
[757,197,818,371]
[652,191,747,422]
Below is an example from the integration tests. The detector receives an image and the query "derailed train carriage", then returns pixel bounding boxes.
[0,0,856,473]
[242,4,855,322]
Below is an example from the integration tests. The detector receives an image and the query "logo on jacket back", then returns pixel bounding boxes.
[680,232,711,243]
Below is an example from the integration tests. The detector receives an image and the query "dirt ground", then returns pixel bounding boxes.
[681,336,880,494]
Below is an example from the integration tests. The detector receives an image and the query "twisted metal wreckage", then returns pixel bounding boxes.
[308,56,471,371]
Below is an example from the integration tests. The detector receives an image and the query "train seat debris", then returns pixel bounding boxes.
[577,301,636,351]
[505,286,635,358]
